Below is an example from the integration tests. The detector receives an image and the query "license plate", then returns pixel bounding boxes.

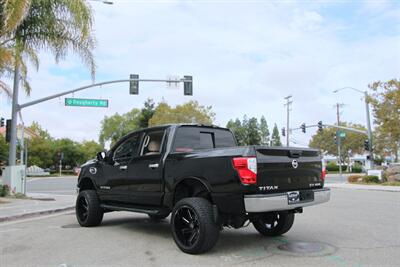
[287,191,300,204]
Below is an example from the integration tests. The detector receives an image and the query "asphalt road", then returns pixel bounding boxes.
[1,188,399,267]
[27,176,77,195]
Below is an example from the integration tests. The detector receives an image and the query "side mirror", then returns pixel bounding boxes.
[96,151,106,161]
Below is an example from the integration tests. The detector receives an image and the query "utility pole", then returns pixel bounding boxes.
[336,103,345,182]
[284,95,293,147]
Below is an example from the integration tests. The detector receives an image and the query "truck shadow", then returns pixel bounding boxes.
[101,215,288,253]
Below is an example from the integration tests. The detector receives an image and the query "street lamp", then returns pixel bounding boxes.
[333,87,374,168]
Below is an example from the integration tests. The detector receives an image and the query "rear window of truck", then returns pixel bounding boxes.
[173,126,236,152]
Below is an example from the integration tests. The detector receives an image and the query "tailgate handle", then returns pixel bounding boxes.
[288,150,302,158]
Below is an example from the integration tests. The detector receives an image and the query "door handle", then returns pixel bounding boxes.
[148,163,159,169]
[119,165,128,170]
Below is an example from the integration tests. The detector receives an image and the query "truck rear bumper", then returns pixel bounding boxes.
[244,188,330,213]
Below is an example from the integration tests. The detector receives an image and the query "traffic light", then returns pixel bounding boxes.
[281,127,286,136]
[5,119,11,142]
[183,75,193,96]
[129,74,139,95]
[301,123,306,133]
[0,117,4,127]
[318,121,323,133]
[364,139,370,151]
[334,135,337,145]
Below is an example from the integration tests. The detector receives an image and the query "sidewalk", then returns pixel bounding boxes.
[328,183,400,192]
[0,193,75,222]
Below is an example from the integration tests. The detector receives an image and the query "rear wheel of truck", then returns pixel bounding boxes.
[252,212,294,236]
[76,190,104,227]
[171,197,219,254]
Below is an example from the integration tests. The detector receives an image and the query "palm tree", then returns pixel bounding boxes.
[0,0,96,95]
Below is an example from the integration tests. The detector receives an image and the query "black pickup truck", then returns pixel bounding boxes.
[76,124,330,254]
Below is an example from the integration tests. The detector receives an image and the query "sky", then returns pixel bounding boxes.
[0,0,399,147]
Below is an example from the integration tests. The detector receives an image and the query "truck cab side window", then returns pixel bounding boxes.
[113,134,140,165]
[140,130,165,156]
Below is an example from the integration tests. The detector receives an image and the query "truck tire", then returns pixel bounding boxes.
[76,190,104,227]
[148,213,170,221]
[171,197,219,254]
[252,212,294,236]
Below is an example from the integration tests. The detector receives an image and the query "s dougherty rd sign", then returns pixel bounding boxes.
[65,98,109,108]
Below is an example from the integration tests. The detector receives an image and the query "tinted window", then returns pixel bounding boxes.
[113,134,141,164]
[173,126,236,152]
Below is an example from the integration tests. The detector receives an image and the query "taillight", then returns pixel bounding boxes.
[232,157,257,185]
[321,166,326,181]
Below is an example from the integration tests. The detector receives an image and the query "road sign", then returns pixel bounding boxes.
[65,98,108,108]
[338,131,346,138]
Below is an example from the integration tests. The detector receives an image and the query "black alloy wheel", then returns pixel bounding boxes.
[77,195,89,222]
[171,197,219,254]
[75,190,104,227]
[252,211,295,236]
[173,205,200,247]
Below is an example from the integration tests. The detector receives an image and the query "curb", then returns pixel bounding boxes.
[327,184,400,192]
[0,206,75,223]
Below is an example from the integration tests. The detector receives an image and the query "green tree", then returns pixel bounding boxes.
[28,136,55,168]
[99,108,141,146]
[271,123,282,146]
[309,122,367,162]
[0,135,9,165]
[259,116,270,146]
[368,79,400,161]
[247,117,261,145]
[0,0,95,94]
[149,101,215,126]
[28,121,51,139]
[138,98,155,129]
[226,118,247,146]
[80,140,103,162]
[54,138,85,168]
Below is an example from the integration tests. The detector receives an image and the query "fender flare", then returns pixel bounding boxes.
[77,176,97,190]
[164,176,212,208]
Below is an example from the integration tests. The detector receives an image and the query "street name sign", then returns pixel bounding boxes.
[338,131,346,138]
[65,98,108,108]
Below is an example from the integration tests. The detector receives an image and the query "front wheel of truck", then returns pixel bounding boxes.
[252,212,294,236]
[171,197,219,254]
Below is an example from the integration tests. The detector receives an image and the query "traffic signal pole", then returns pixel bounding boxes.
[284,95,292,147]
[364,91,374,167]
[336,103,343,181]
[8,76,193,165]
[8,64,20,166]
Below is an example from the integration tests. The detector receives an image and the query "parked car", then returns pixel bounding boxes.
[75,124,330,254]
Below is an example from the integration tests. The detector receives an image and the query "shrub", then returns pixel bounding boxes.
[348,175,364,183]
[362,175,380,184]
[351,164,363,173]
[326,162,339,172]
[0,184,10,197]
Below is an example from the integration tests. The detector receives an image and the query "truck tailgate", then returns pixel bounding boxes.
[255,147,323,193]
